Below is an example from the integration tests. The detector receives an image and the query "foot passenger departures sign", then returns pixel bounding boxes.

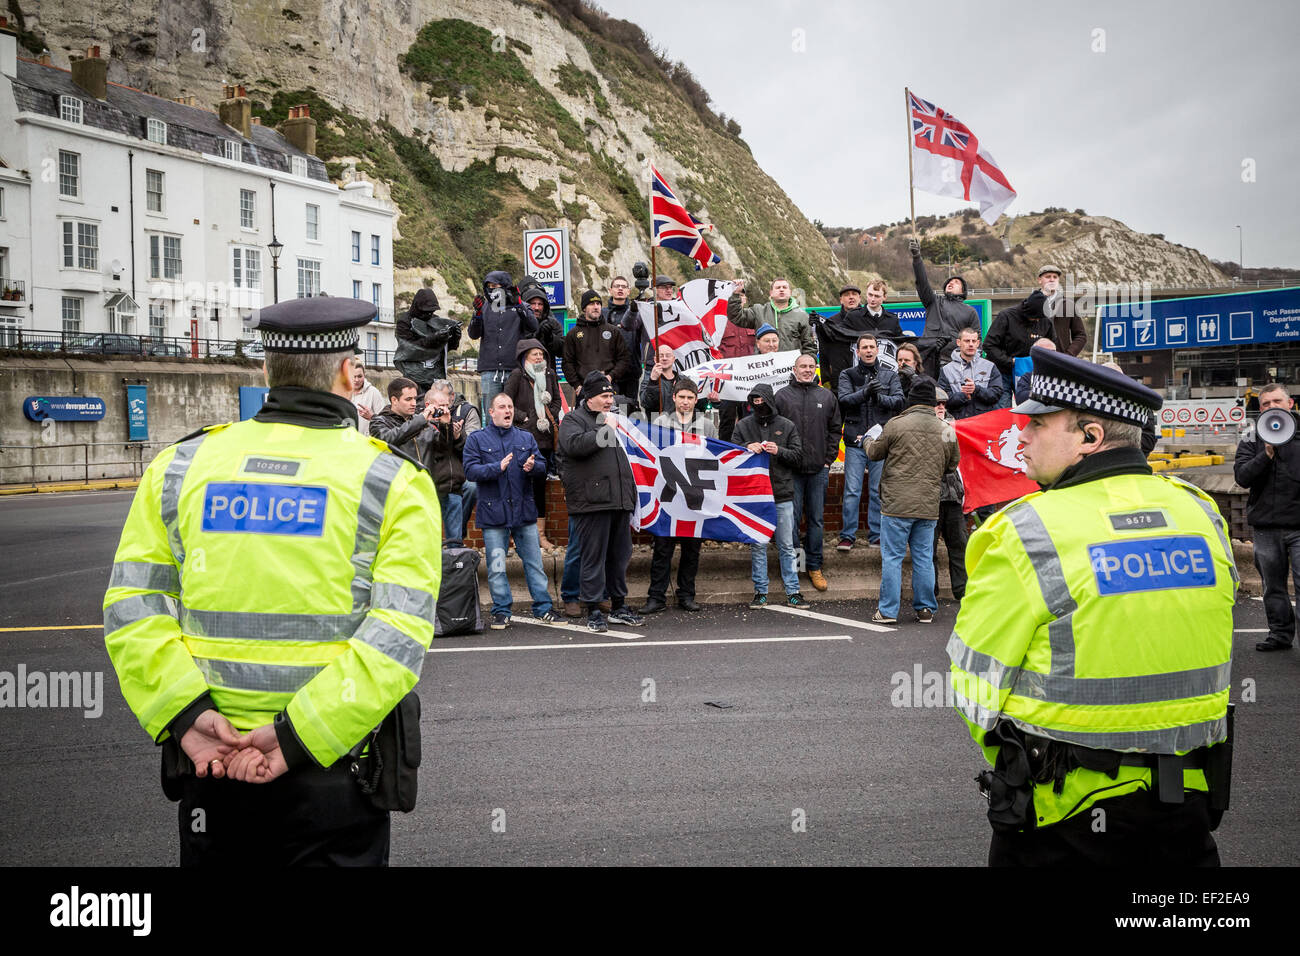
[1100,286,1300,352]
[523,227,570,310]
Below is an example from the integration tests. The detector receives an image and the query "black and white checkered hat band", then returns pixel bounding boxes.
[1029,373,1151,426]
[261,328,360,353]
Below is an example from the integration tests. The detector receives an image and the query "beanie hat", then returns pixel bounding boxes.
[580,289,602,310]
[907,375,938,407]
[581,371,615,397]
[755,323,779,342]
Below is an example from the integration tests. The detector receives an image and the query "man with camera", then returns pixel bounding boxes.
[417,381,469,542]
[1235,383,1300,652]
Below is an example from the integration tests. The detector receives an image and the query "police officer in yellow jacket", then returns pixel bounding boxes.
[103,298,440,866]
[949,350,1236,865]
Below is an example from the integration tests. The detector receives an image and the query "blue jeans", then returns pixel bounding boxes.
[751,500,800,595]
[999,370,1015,409]
[790,468,829,571]
[459,481,477,539]
[841,446,883,544]
[1253,528,1300,646]
[480,370,508,418]
[438,490,463,544]
[482,524,553,618]
[878,514,938,618]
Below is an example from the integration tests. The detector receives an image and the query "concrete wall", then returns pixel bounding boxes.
[1,355,481,483]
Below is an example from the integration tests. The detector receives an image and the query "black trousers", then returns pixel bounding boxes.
[933,500,968,599]
[178,761,390,867]
[647,534,702,602]
[989,790,1220,867]
[718,400,744,444]
[572,510,632,608]
[531,472,549,519]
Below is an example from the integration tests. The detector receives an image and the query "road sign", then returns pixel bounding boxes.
[1099,286,1300,352]
[523,227,570,310]
[1157,399,1246,428]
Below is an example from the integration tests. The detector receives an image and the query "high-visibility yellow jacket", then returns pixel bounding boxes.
[104,406,441,768]
[949,450,1237,827]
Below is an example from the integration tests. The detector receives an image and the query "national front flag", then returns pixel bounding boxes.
[952,408,1041,512]
[651,165,722,270]
[609,414,776,543]
[908,91,1016,225]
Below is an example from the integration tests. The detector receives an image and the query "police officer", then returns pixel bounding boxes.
[103,298,440,866]
[948,350,1237,866]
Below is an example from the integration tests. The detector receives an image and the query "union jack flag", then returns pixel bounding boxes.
[651,165,722,270]
[609,414,775,543]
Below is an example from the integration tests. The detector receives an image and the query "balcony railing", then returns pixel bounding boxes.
[0,279,26,303]
[0,330,400,368]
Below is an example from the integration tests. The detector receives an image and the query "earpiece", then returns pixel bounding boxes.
[1082,431,1097,444]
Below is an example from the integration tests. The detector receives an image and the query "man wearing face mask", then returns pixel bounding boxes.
[469,270,538,417]
[518,276,565,363]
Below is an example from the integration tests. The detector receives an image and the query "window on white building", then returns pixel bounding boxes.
[371,235,380,266]
[222,140,242,162]
[371,283,381,307]
[240,189,256,229]
[149,235,182,280]
[232,247,262,290]
[61,221,99,270]
[0,315,17,348]
[352,280,362,299]
[305,204,319,241]
[147,118,167,145]
[296,258,321,298]
[61,296,83,333]
[58,151,80,197]
[146,169,164,213]
[351,231,361,263]
[59,95,83,124]
[149,303,167,339]
[291,156,308,178]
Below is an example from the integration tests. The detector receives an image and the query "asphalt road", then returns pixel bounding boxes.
[1,490,1297,866]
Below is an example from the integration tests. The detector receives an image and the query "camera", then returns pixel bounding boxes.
[632,261,650,295]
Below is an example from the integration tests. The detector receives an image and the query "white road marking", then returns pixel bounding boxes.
[428,634,853,653]
[1234,628,1269,633]
[510,617,644,640]
[764,604,895,632]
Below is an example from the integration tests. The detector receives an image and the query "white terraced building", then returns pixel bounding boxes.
[0,25,397,362]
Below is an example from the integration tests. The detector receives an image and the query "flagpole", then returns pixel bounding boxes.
[904,87,916,238]
[648,163,665,413]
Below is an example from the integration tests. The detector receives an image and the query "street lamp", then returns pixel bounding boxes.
[268,237,283,304]
[1236,225,1243,285]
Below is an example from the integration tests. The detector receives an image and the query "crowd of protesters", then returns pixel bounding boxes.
[354,246,1100,632]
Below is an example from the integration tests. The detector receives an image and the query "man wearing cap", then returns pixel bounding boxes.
[866,376,957,624]
[558,371,644,632]
[948,349,1236,865]
[727,278,817,356]
[1025,265,1086,357]
[640,378,717,614]
[813,281,904,391]
[1233,383,1300,653]
[562,290,634,396]
[986,294,1057,410]
[103,297,440,865]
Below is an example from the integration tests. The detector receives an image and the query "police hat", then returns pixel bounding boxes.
[1013,349,1161,427]
[249,297,376,354]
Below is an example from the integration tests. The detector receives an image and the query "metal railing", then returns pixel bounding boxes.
[885,278,1293,301]
[0,441,171,485]
[1,330,399,368]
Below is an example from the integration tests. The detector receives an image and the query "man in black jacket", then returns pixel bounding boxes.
[909,238,981,377]
[774,353,842,591]
[837,333,903,550]
[1234,383,1300,652]
[369,376,426,458]
[557,372,644,633]
[604,276,647,406]
[469,270,538,417]
[985,297,1056,409]
[562,290,635,394]
[394,288,461,393]
[734,384,809,610]
[415,383,468,542]
[519,277,565,363]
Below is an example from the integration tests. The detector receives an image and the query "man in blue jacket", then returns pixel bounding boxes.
[463,392,558,629]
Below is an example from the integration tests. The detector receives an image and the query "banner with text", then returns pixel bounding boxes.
[685,350,799,401]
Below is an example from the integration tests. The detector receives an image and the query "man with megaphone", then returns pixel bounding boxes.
[1234,383,1300,652]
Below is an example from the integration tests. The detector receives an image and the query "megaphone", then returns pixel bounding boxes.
[1257,409,1297,445]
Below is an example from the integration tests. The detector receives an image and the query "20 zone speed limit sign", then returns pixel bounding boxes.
[523,227,570,308]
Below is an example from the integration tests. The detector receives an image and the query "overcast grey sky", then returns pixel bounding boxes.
[594,0,1299,268]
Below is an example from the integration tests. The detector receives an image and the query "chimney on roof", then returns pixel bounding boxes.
[281,104,317,157]
[71,45,108,100]
[217,82,251,139]
[37,51,51,66]
[0,17,15,81]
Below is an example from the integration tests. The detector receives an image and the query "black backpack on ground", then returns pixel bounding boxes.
[434,545,484,637]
